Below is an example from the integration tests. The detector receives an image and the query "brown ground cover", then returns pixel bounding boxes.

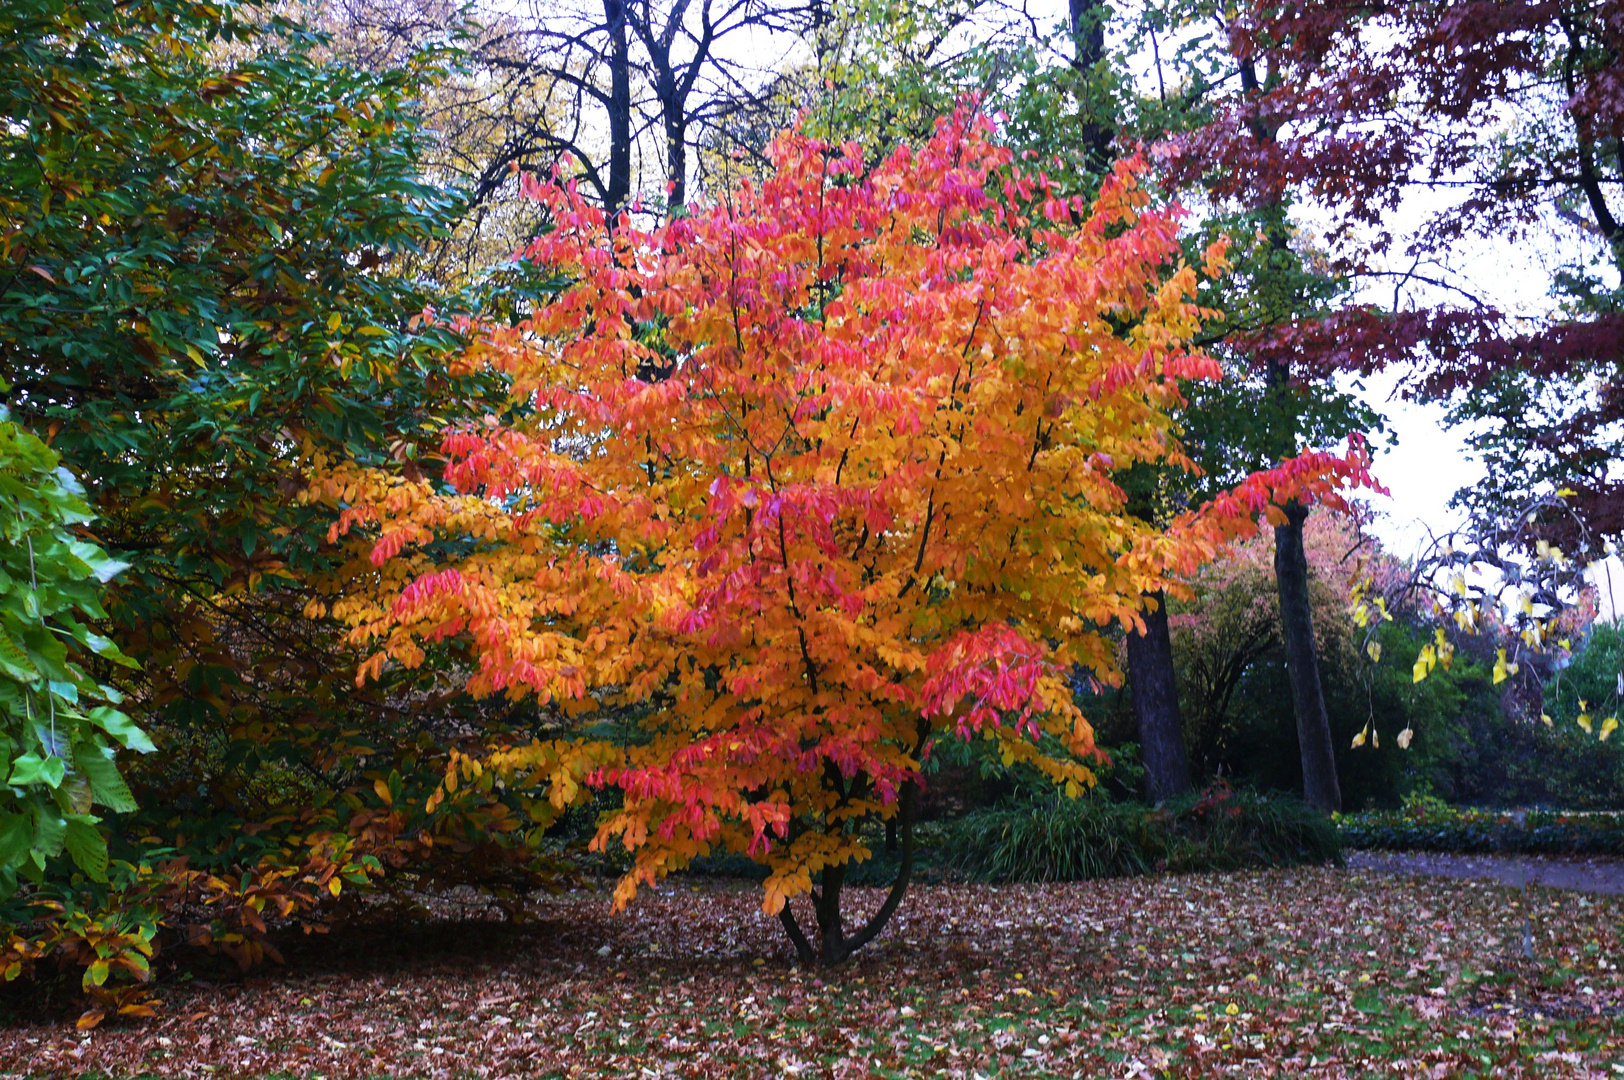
[1,866,1620,1078]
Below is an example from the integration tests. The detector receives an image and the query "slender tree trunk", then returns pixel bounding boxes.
[1237,51,1343,813]
[1274,501,1342,811]
[778,780,917,964]
[1125,590,1191,801]
[1074,0,1191,800]
[664,110,686,212]
[603,0,632,219]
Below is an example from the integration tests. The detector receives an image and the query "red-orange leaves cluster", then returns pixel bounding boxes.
[315,110,1373,954]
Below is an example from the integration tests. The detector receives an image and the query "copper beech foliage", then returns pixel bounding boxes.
[314,111,1374,943]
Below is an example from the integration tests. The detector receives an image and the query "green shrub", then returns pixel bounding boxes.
[945,784,1341,883]
[1338,795,1624,854]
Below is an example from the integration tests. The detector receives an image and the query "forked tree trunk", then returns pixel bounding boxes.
[1274,501,1342,812]
[1126,589,1192,802]
[777,781,917,965]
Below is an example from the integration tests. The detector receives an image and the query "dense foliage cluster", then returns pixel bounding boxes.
[316,111,1374,960]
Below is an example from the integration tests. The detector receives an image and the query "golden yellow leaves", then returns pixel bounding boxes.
[308,110,1375,922]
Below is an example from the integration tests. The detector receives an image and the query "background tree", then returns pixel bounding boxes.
[1171,0,1623,560]
[324,0,820,224]
[0,0,564,970]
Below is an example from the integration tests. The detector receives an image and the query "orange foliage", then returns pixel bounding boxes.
[313,111,1374,923]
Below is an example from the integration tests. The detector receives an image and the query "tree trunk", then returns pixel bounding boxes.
[1274,501,1341,811]
[664,109,686,213]
[603,0,632,219]
[1125,589,1191,802]
[1067,0,1114,172]
[1236,49,1342,814]
[778,781,917,965]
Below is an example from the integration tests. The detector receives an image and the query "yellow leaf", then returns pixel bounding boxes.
[1577,713,1594,734]
[326,312,342,334]
[372,778,393,806]
[1351,726,1368,749]
[328,877,342,898]
[1541,713,1554,728]
[1365,640,1381,663]
[1600,717,1618,742]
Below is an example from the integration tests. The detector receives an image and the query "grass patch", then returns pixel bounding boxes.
[946,783,1342,882]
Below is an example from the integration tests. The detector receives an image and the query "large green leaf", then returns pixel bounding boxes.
[63,814,108,881]
[75,743,138,813]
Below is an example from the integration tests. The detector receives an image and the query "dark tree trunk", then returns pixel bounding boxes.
[1273,501,1342,811]
[664,109,686,212]
[1235,48,1342,814]
[1125,589,1191,802]
[1068,0,1106,65]
[1067,0,1114,172]
[778,781,917,965]
[603,0,632,219]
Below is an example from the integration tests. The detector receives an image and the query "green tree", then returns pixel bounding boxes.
[0,0,541,917]
[0,399,149,900]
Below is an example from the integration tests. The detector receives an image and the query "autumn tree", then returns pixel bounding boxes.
[1173,0,1623,572]
[319,110,1374,961]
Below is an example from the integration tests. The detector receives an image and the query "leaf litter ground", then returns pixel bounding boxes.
[2,866,1620,1078]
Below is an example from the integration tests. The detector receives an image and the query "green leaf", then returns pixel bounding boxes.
[75,743,138,813]
[0,813,31,868]
[63,815,108,881]
[85,706,155,753]
[9,752,66,788]
[0,630,37,682]
[66,540,129,584]
[31,807,65,858]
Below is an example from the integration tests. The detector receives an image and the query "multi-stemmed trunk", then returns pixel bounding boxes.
[777,781,917,965]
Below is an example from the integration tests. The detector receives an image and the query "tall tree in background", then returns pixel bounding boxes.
[1156,1,1624,743]
[1175,0,1624,561]
[1127,0,1400,809]
[323,0,818,225]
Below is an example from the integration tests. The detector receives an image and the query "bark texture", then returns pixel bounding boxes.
[1125,589,1192,802]
[1273,501,1342,812]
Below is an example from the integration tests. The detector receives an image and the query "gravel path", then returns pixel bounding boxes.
[1349,850,1624,895]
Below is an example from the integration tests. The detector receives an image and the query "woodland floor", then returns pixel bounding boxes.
[1,865,1622,1079]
